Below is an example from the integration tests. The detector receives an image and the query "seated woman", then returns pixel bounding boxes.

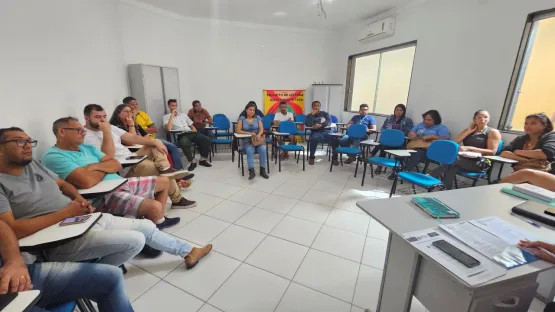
[236,102,269,180]
[372,104,414,174]
[428,110,501,189]
[500,169,555,192]
[110,104,192,188]
[239,101,265,118]
[404,110,450,173]
[500,113,555,172]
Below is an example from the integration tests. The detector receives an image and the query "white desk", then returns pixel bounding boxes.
[2,290,41,312]
[357,184,555,312]
[484,155,519,164]
[328,132,344,137]
[233,133,252,138]
[19,213,102,251]
[360,139,379,146]
[125,144,143,152]
[385,149,417,157]
[78,178,127,197]
[119,155,147,167]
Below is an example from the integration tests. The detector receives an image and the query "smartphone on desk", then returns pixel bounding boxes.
[126,155,144,160]
[432,239,480,268]
[59,215,91,226]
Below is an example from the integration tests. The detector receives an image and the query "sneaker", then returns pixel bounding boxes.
[187,162,197,171]
[332,159,339,166]
[184,244,213,269]
[387,173,396,180]
[199,160,212,167]
[159,168,189,180]
[140,245,163,258]
[156,216,181,230]
[172,198,197,209]
[374,167,382,175]
[309,158,315,165]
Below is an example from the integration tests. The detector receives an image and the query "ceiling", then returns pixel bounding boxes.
[135,0,413,29]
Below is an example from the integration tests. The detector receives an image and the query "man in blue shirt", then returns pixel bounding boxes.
[331,104,376,165]
[304,101,331,165]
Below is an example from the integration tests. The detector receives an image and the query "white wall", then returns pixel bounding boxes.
[118,1,339,122]
[334,0,555,140]
[0,0,128,155]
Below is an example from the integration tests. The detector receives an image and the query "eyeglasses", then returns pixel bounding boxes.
[2,139,38,147]
[63,128,87,134]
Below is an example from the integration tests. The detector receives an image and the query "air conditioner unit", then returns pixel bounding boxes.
[359,17,395,44]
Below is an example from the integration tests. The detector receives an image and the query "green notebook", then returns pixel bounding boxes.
[501,185,555,207]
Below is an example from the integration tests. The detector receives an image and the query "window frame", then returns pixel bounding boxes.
[344,40,417,114]
[499,8,555,132]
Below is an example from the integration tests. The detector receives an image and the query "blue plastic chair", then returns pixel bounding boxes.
[213,116,232,137]
[262,115,273,131]
[361,129,405,186]
[266,113,275,122]
[330,124,367,176]
[294,114,308,137]
[276,121,305,172]
[330,115,339,123]
[455,140,504,187]
[48,301,77,312]
[213,113,226,120]
[390,140,459,197]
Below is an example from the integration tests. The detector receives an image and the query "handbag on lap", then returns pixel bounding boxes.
[251,134,266,147]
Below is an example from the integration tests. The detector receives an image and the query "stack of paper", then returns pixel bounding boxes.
[403,228,507,287]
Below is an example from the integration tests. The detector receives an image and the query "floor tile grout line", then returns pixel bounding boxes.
[350,216,372,309]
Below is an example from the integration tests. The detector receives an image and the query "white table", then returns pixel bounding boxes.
[385,149,417,157]
[119,155,147,168]
[2,290,41,312]
[484,156,519,183]
[78,178,127,197]
[125,144,143,152]
[19,213,102,252]
[357,184,555,312]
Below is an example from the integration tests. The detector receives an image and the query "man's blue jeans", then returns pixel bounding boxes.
[308,131,330,158]
[161,139,183,170]
[27,262,133,311]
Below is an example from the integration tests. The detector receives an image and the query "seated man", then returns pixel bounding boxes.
[500,168,555,192]
[124,96,185,171]
[331,103,376,165]
[164,99,212,171]
[188,100,214,138]
[82,104,196,209]
[304,101,332,165]
[42,117,179,230]
[0,218,134,311]
[273,101,296,160]
[0,127,211,266]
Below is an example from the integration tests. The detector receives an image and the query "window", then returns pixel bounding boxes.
[345,42,416,114]
[500,10,555,131]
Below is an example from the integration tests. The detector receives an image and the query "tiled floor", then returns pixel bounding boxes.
[125,149,547,312]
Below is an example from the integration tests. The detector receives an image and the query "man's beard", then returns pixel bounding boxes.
[89,122,100,129]
[11,158,32,167]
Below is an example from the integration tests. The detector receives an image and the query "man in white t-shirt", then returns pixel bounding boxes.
[273,101,296,159]
[83,104,196,209]
[163,99,212,171]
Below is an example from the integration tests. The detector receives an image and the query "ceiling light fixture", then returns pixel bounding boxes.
[273,11,287,16]
[316,0,327,19]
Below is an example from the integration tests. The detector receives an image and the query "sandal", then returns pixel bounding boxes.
[178,180,192,189]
